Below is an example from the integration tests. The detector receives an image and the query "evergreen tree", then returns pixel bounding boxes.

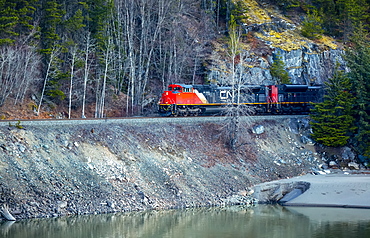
[0,0,37,45]
[0,0,19,45]
[84,0,114,49]
[301,9,325,39]
[231,0,249,23]
[37,0,66,108]
[270,53,291,84]
[39,0,65,53]
[345,25,370,158]
[63,8,86,42]
[310,69,356,147]
[313,0,370,39]
[270,0,302,12]
[337,0,369,40]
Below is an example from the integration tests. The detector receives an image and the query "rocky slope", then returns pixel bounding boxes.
[0,116,360,220]
[208,0,344,86]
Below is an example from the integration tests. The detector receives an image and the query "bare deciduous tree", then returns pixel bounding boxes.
[95,29,117,118]
[14,47,40,105]
[0,45,40,107]
[81,32,96,118]
[37,46,60,116]
[221,17,254,151]
[68,45,82,119]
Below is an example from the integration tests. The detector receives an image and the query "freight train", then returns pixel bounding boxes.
[158,83,324,116]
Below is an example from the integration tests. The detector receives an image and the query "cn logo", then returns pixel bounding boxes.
[220,90,232,100]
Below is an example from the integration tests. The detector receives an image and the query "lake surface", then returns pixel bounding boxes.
[1,205,370,238]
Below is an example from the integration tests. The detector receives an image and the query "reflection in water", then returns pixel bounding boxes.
[1,205,370,238]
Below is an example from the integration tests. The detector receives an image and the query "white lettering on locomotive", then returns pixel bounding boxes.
[220,90,232,100]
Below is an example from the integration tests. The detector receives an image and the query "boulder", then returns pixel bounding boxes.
[252,181,310,204]
[329,161,339,169]
[301,135,314,145]
[348,162,360,170]
[341,147,355,161]
[252,125,265,135]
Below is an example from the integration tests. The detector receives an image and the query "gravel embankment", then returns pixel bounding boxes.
[0,116,326,220]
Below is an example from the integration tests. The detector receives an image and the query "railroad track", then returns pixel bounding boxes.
[0,114,309,127]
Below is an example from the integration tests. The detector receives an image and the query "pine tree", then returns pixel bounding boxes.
[231,0,249,23]
[310,69,356,147]
[0,0,18,45]
[270,53,291,84]
[84,0,114,50]
[0,0,37,45]
[301,9,325,39]
[39,0,65,53]
[312,0,370,39]
[63,8,86,42]
[345,25,370,158]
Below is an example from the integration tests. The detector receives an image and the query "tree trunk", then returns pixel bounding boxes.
[82,32,94,118]
[37,47,58,116]
[68,46,77,119]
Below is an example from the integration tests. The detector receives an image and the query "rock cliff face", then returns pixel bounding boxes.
[274,46,344,85]
[208,0,345,85]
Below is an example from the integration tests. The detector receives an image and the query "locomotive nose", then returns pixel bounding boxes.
[160,91,171,104]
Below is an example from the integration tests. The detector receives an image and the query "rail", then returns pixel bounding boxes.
[0,115,309,127]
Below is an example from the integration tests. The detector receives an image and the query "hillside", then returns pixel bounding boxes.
[1,0,369,119]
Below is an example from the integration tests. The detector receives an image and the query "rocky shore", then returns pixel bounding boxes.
[0,116,365,220]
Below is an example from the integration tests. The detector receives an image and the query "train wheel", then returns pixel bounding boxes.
[193,108,201,116]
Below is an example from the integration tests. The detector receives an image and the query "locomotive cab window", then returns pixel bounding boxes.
[168,87,172,91]
[173,87,182,92]
[183,87,192,93]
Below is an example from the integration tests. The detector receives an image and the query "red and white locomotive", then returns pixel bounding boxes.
[158,83,323,116]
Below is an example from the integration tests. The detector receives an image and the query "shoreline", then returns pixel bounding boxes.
[253,171,370,209]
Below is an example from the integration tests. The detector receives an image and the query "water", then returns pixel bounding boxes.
[1,205,370,238]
